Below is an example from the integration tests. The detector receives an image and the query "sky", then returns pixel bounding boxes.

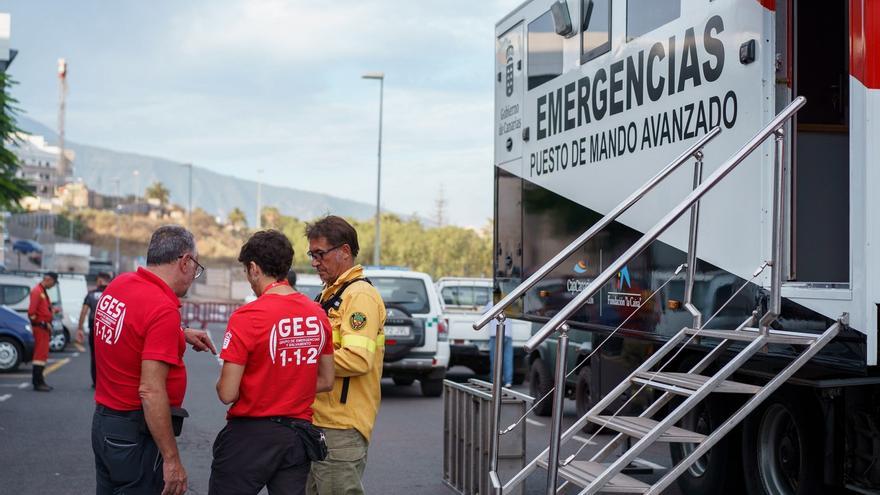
[0,0,522,227]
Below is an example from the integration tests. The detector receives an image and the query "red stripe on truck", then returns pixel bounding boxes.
[852,0,880,89]
[757,0,776,10]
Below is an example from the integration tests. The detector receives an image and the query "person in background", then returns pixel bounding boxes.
[92,225,215,495]
[28,272,61,392]
[210,230,334,495]
[484,291,513,387]
[76,271,112,389]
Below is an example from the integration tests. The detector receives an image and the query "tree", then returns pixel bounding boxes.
[0,74,35,210]
[228,207,247,231]
[261,206,282,229]
[144,181,170,207]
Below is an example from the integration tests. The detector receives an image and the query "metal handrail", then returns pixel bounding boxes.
[472,126,722,331]
[523,96,806,353]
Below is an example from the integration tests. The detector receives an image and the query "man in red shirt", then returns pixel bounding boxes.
[27,272,60,391]
[211,230,334,495]
[92,225,215,495]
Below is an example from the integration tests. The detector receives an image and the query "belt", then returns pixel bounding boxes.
[95,404,144,418]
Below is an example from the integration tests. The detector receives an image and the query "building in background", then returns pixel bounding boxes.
[7,131,75,207]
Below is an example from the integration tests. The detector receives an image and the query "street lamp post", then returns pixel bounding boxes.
[114,179,121,274]
[256,169,264,230]
[183,163,193,229]
[362,71,384,267]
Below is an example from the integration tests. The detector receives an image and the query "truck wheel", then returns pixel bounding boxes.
[529,357,554,417]
[742,392,823,495]
[669,396,744,494]
[574,366,599,433]
[0,337,22,373]
[393,377,415,386]
[420,378,443,397]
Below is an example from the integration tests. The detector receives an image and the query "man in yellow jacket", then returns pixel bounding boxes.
[305,216,386,495]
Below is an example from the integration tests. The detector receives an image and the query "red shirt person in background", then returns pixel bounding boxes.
[92,226,215,495]
[210,230,334,495]
[27,272,60,391]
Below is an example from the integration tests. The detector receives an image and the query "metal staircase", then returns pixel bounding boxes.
[473,96,849,494]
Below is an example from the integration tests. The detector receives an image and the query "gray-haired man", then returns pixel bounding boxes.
[92,225,216,495]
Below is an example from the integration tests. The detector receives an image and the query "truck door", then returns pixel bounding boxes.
[789,0,850,284]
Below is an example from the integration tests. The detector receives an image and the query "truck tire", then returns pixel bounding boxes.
[741,392,824,495]
[420,378,444,397]
[393,377,415,386]
[669,396,744,495]
[529,357,554,417]
[50,328,68,352]
[574,366,599,434]
[0,337,22,373]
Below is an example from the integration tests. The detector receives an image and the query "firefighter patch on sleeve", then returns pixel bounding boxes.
[350,312,367,331]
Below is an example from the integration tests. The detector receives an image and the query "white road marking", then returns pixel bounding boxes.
[72,352,80,357]
[17,382,28,389]
[0,394,11,402]
[526,418,545,427]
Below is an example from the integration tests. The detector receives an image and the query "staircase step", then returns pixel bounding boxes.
[685,327,818,345]
[632,371,761,395]
[537,458,650,493]
[588,415,706,443]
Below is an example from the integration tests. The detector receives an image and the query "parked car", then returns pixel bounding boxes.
[0,304,34,372]
[293,274,323,300]
[436,277,529,383]
[364,268,450,397]
[0,272,87,352]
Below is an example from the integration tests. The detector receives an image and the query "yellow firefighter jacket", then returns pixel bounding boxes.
[312,265,386,441]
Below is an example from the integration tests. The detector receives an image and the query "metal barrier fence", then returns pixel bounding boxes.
[180,301,241,328]
[443,379,530,495]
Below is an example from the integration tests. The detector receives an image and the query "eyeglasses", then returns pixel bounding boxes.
[307,244,344,261]
[179,255,205,279]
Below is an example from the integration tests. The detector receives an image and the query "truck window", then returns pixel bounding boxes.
[581,0,611,63]
[528,10,564,90]
[441,286,492,307]
[372,277,430,315]
[1,285,29,305]
[626,0,680,41]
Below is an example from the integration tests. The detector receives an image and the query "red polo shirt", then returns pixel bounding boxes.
[94,267,187,411]
[221,292,333,421]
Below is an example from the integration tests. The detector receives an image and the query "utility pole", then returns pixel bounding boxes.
[114,179,121,274]
[362,72,384,266]
[183,163,193,229]
[133,169,140,203]
[256,169,263,230]
[57,59,69,183]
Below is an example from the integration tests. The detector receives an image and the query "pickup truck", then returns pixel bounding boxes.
[436,277,529,383]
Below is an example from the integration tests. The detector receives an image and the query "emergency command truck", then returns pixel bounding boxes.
[483,0,880,494]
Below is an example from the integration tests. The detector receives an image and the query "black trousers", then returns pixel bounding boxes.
[92,405,163,495]
[210,418,310,495]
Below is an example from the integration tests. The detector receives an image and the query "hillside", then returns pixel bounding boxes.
[16,116,377,225]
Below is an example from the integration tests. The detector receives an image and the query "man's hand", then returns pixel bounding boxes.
[52,306,62,314]
[75,328,85,345]
[160,456,187,495]
[183,328,216,354]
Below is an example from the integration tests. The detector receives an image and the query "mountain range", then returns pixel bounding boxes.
[16,116,377,225]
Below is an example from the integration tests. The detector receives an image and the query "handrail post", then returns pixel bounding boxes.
[684,150,705,330]
[545,323,570,495]
[760,128,786,336]
[488,313,506,493]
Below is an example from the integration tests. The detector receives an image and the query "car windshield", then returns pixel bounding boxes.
[371,277,430,315]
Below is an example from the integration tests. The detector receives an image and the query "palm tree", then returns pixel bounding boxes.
[228,207,247,231]
[144,181,170,207]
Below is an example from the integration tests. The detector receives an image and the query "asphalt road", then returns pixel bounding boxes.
[0,341,682,494]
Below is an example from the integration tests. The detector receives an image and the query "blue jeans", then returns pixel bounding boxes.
[488,336,514,385]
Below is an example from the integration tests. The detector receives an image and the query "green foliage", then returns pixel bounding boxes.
[144,181,170,206]
[54,213,87,239]
[272,213,491,279]
[0,74,35,210]
[227,207,247,231]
